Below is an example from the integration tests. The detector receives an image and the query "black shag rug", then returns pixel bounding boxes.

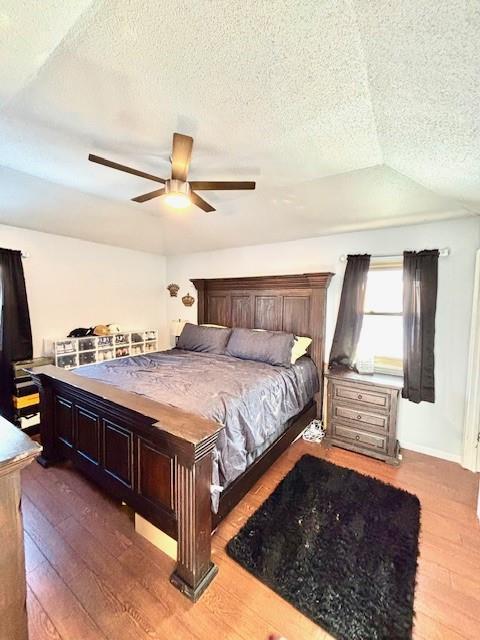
[227,455,420,640]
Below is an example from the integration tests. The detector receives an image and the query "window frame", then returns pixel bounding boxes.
[362,260,403,376]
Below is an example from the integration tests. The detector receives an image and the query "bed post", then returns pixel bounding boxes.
[307,274,332,420]
[29,372,62,468]
[170,431,219,601]
[191,279,206,324]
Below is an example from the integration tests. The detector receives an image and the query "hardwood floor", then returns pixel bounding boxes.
[21,439,479,640]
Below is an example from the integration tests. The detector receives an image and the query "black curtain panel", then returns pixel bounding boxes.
[329,254,371,369]
[0,248,33,421]
[402,250,439,404]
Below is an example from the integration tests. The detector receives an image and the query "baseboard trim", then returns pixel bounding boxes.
[400,442,461,464]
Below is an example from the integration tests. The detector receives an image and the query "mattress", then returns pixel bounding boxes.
[73,349,318,510]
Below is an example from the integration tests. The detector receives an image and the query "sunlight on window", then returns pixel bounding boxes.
[358,315,403,360]
[357,267,403,371]
[364,269,403,314]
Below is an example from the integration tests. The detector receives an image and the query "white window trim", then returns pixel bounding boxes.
[369,258,403,271]
[374,358,403,377]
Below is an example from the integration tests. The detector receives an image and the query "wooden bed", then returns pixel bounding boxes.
[30,272,333,601]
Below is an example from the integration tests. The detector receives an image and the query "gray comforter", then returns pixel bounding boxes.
[74,349,318,510]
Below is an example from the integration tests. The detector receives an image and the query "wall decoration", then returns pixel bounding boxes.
[167,283,180,297]
[182,292,195,307]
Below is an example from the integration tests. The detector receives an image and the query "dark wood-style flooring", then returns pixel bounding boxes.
[21,439,479,640]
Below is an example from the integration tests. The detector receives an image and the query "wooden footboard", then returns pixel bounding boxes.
[30,365,223,601]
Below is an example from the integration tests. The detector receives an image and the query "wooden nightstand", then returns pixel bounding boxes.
[325,369,403,465]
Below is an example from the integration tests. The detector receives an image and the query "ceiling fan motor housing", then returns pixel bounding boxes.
[165,179,191,197]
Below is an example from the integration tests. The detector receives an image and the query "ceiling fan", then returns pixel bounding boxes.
[88,133,256,213]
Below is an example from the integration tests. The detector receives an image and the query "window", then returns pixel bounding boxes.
[356,264,403,375]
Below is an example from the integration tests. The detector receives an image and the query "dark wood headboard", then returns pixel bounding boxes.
[191,272,334,417]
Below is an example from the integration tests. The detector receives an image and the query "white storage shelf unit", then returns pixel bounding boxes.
[54,330,159,369]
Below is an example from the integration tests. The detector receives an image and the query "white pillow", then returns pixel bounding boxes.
[201,324,228,328]
[291,336,312,364]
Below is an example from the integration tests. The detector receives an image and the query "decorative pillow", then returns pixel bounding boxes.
[226,328,295,367]
[176,323,231,354]
[291,336,312,364]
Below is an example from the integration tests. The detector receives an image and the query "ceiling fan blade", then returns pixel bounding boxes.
[189,181,256,190]
[88,154,166,184]
[190,191,216,213]
[171,133,193,181]
[131,188,165,203]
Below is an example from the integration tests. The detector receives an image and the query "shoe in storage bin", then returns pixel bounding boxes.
[98,349,115,361]
[79,352,97,365]
[56,339,77,354]
[98,335,114,347]
[78,337,96,351]
[57,354,78,369]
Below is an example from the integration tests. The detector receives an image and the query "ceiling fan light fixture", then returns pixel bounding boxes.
[163,179,191,209]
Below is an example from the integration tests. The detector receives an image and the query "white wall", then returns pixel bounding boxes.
[3,217,477,462]
[166,218,480,462]
[0,224,168,356]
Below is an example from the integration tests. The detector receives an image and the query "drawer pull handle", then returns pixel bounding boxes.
[355,435,360,441]
[358,394,363,399]
[357,415,362,420]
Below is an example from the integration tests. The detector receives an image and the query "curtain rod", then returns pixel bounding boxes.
[0,249,30,258]
[339,248,450,263]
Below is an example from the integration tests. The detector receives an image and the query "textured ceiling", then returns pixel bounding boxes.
[0,0,477,254]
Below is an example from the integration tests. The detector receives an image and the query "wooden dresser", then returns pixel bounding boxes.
[325,369,403,465]
[0,417,42,640]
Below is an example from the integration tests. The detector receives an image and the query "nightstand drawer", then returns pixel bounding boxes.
[333,383,391,411]
[333,422,387,452]
[333,404,388,431]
